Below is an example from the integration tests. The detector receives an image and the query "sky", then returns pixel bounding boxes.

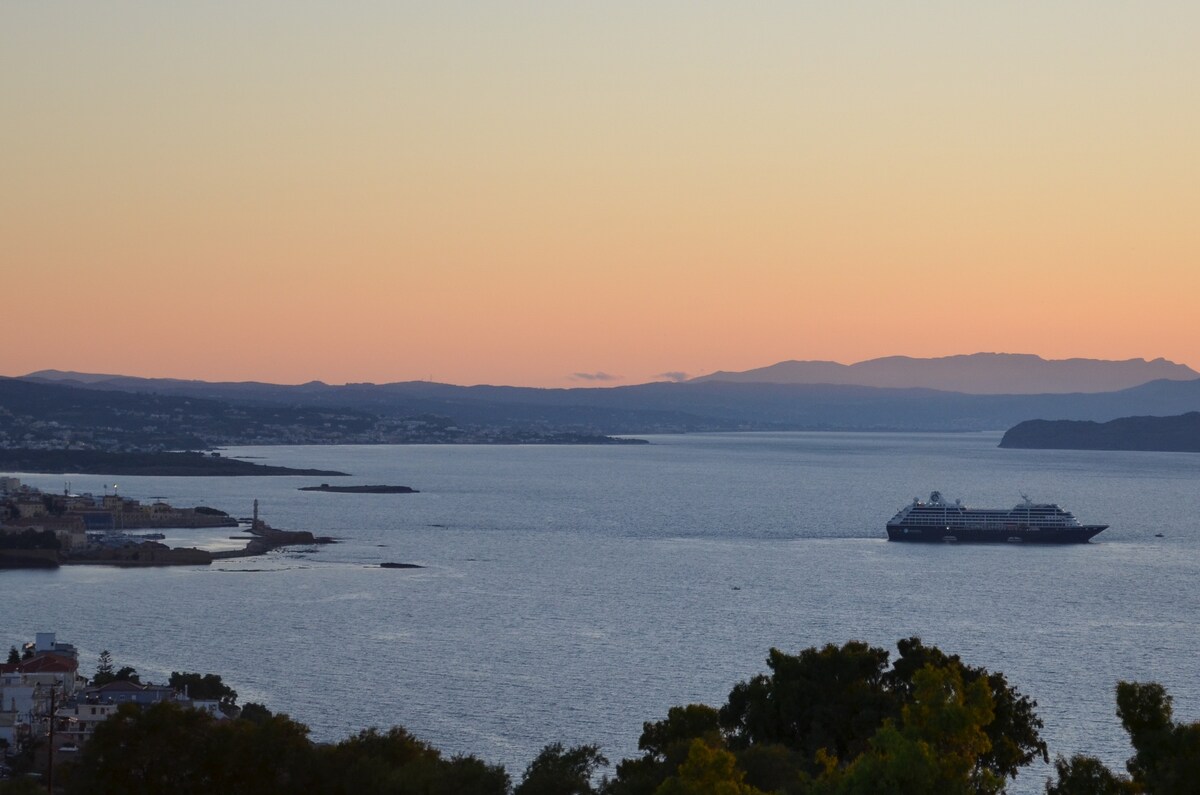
[3,2,1198,387]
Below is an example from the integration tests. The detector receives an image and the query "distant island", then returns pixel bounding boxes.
[999,411,1200,452]
[300,484,418,494]
[0,450,349,477]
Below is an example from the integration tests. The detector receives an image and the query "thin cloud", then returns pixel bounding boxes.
[655,371,690,383]
[570,371,621,382]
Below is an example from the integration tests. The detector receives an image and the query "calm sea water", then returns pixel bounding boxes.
[5,432,1200,791]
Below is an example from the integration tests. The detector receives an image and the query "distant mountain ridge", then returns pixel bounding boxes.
[14,368,1200,433]
[691,353,1199,394]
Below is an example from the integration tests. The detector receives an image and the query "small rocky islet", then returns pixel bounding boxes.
[298,484,418,494]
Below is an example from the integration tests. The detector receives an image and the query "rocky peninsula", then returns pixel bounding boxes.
[1,481,333,568]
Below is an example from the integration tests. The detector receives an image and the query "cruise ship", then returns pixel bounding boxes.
[886,491,1107,543]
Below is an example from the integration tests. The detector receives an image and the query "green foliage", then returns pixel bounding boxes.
[654,740,768,795]
[67,702,315,795]
[901,666,995,787]
[1117,681,1200,794]
[169,672,238,711]
[238,702,274,724]
[90,662,140,687]
[515,743,608,795]
[114,666,140,684]
[67,702,219,794]
[91,650,124,686]
[610,639,1046,795]
[819,665,1002,795]
[5,646,18,665]
[313,726,509,795]
[713,638,1045,787]
[721,641,893,767]
[608,705,724,795]
[51,640,1125,795]
[887,637,1048,779]
[733,743,812,795]
[1043,755,1131,794]
[639,705,722,758]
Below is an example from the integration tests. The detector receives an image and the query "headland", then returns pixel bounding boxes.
[0,480,332,569]
[0,449,348,477]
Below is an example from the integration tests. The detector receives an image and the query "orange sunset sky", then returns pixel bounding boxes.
[3,3,1198,388]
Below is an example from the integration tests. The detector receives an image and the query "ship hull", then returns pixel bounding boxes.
[886,524,1107,543]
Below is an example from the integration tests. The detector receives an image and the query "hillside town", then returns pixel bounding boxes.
[0,632,233,784]
[0,378,641,457]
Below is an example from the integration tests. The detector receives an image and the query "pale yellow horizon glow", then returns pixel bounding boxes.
[3,2,1198,387]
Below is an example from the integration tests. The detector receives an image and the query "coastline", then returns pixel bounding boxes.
[0,449,349,477]
[2,523,333,570]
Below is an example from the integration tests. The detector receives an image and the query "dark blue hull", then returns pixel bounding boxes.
[887,524,1106,543]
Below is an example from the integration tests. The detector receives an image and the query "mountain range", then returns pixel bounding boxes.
[691,353,1199,394]
[13,353,1200,436]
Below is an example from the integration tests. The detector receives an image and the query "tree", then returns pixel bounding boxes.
[886,637,1048,781]
[687,639,1045,792]
[654,740,768,795]
[312,726,509,795]
[169,672,238,713]
[92,650,115,685]
[719,642,894,768]
[114,666,140,684]
[5,646,18,665]
[639,705,722,759]
[238,702,274,724]
[515,743,608,795]
[66,702,217,795]
[1043,755,1131,795]
[1117,681,1200,793]
[65,701,316,795]
[820,665,1001,795]
[609,705,724,795]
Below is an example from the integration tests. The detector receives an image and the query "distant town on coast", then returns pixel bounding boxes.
[2,354,1200,478]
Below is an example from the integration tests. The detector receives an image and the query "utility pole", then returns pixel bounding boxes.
[46,686,56,794]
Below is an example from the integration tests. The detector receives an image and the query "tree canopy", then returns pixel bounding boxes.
[514,743,608,795]
[169,672,238,713]
[53,639,1200,795]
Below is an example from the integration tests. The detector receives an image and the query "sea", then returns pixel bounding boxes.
[5,432,1200,792]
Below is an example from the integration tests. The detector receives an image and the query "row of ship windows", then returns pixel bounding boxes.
[907,513,1070,521]
[897,517,1075,526]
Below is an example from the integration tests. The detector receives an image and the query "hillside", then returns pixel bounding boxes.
[15,370,1200,434]
[999,411,1200,452]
